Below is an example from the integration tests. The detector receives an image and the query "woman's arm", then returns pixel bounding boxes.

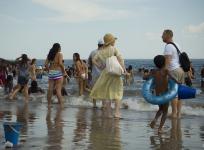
[16,56,21,61]
[189,68,194,79]
[92,55,104,70]
[44,59,49,71]
[58,53,66,76]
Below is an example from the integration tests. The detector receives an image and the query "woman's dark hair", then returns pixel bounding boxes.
[128,65,133,71]
[73,53,81,62]
[47,43,61,61]
[31,58,36,65]
[154,55,166,69]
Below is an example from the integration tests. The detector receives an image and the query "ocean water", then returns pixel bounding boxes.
[1,59,204,116]
[30,59,204,117]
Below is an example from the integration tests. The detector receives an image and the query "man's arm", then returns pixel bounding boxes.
[164,55,172,70]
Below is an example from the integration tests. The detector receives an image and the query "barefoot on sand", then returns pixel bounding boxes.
[150,120,155,129]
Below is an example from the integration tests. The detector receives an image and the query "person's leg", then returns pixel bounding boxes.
[9,84,21,100]
[47,80,54,106]
[79,79,84,96]
[127,76,131,86]
[76,78,82,96]
[100,100,106,110]
[150,105,163,128]
[177,100,182,118]
[23,84,29,102]
[62,87,68,96]
[171,98,178,118]
[158,104,169,133]
[83,79,91,92]
[93,99,97,108]
[106,100,112,118]
[114,100,121,118]
[55,78,63,106]
[102,100,105,109]
[8,82,13,94]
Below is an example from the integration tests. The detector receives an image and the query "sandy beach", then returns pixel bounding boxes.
[0,98,203,150]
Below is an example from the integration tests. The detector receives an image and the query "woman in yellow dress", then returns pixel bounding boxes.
[90,33,126,118]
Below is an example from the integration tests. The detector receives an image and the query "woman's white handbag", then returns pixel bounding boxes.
[106,56,124,76]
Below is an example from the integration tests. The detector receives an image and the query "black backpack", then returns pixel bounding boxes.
[168,42,191,72]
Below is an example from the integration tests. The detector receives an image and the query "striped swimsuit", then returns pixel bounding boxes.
[48,61,63,80]
[48,70,63,80]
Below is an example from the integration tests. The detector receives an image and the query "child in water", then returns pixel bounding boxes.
[149,55,170,133]
[28,80,44,94]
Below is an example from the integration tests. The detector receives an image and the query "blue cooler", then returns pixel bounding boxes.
[178,85,196,99]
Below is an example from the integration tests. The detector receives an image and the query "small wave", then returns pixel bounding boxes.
[122,97,204,116]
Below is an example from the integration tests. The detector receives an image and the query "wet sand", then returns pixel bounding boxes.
[0,99,204,150]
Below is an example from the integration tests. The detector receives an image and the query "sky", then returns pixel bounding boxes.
[0,0,204,59]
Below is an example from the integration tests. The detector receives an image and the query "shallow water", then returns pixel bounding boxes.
[0,100,204,150]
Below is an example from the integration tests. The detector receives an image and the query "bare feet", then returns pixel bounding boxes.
[85,88,91,92]
[107,115,113,119]
[158,128,163,134]
[171,113,177,119]
[150,120,155,129]
[177,113,181,119]
[114,113,121,119]
[8,96,13,100]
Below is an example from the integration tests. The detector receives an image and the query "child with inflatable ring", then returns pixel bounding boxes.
[149,55,180,133]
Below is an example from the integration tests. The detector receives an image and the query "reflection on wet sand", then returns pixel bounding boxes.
[88,109,121,150]
[1,102,204,149]
[200,126,204,141]
[72,108,89,149]
[150,119,182,150]
[16,103,37,144]
[45,107,64,150]
[71,108,122,150]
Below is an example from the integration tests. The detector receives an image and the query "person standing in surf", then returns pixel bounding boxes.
[30,58,37,81]
[45,43,67,107]
[150,55,169,133]
[162,29,185,118]
[73,53,89,96]
[9,54,31,102]
[88,39,105,108]
[90,33,126,118]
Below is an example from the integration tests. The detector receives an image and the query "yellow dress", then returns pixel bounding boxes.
[90,45,124,100]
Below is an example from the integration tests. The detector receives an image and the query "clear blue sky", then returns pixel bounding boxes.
[0,0,204,59]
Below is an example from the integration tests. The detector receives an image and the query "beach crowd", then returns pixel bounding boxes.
[0,30,204,133]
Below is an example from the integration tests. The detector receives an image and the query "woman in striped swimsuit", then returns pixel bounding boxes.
[45,43,67,107]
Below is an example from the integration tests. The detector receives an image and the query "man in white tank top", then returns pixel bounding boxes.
[162,29,185,118]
